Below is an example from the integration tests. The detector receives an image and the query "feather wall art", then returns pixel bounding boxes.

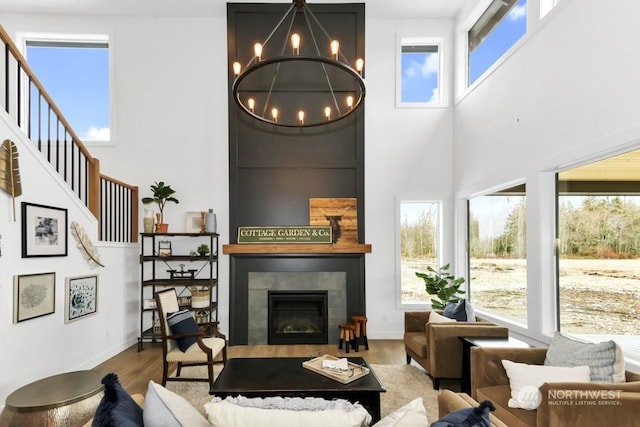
[70,221,105,267]
[0,139,23,221]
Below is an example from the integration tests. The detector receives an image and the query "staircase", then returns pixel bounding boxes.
[0,25,138,242]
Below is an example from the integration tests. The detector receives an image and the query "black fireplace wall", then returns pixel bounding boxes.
[227,3,366,345]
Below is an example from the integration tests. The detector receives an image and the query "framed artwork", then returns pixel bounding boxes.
[309,198,358,244]
[13,272,56,323]
[185,211,204,233]
[65,275,98,323]
[21,202,68,257]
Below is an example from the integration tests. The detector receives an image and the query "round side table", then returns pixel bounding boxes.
[0,370,105,427]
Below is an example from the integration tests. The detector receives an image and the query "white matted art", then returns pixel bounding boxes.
[65,275,98,323]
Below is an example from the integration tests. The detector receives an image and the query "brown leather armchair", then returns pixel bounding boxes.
[470,346,640,427]
[404,311,509,389]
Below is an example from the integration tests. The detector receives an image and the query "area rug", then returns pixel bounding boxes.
[166,363,439,423]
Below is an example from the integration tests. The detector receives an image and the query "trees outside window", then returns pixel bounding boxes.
[399,201,441,305]
[468,185,527,323]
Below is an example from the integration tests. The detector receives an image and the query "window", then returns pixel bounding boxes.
[557,151,640,337]
[468,0,527,86]
[398,201,442,305]
[397,37,443,107]
[468,184,527,323]
[540,0,560,18]
[24,34,110,143]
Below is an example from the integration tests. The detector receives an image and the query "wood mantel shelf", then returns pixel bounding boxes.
[222,243,372,255]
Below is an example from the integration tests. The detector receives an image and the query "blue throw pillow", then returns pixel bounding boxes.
[92,373,143,427]
[430,400,494,427]
[166,309,199,351]
[443,299,475,322]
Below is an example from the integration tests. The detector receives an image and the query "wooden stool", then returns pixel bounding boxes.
[352,315,369,350]
[338,323,356,353]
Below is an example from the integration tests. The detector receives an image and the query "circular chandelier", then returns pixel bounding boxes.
[231,0,365,128]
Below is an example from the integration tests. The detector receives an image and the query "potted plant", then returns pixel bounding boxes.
[415,263,465,310]
[142,181,179,233]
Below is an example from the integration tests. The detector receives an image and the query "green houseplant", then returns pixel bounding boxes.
[415,263,465,310]
[142,181,179,232]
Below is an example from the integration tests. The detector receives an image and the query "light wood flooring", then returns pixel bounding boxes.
[92,340,409,396]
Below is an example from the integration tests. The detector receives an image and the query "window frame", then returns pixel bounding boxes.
[17,31,112,145]
[396,199,444,309]
[395,35,446,109]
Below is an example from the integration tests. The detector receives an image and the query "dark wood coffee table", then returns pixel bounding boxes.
[210,357,386,423]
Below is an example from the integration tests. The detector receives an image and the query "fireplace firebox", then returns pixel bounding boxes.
[268,291,328,345]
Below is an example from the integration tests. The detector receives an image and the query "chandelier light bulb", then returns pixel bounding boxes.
[291,33,301,55]
[330,40,340,60]
[271,108,279,122]
[355,58,364,75]
[232,61,242,76]
[247,98,255,113]
[324,107,331,121]
[298,110,305,125]
[346,95,354,109]
[254,43,263,61]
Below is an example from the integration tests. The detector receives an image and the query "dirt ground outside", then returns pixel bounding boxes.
[402,258,640,336]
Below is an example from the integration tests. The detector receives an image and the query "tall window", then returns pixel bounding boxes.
[399,201,442,305]
[468,185,527,323]
[397,37,443,107]
[557,151,640,337]
[468,0,527,86]
[24,35,110,142]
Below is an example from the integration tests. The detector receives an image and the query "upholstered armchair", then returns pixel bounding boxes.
[470,347,640,427]
[404,311,509,389]
[155,288,227,389]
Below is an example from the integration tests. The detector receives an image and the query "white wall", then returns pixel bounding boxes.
[453,0,640,347]
[364,18,455,338]
[0,111,139,407]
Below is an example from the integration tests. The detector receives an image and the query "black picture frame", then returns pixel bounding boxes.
[21,202,68,258]
[13,272,56,323]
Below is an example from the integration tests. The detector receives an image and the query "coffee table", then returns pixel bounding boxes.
[210,357,386,423]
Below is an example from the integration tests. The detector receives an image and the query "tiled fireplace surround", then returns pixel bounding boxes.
[228,255,366,346]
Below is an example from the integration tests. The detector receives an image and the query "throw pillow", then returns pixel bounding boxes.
[443,299,475,322]
[204,396,371,427]
[501,360,590,410]
[430,399,495,427]
[92,373,143,427]
[143,380,210,427]
[429,311,457,323]
[372,398,427,427]
[544,332,625,383]
[166,309,199,352]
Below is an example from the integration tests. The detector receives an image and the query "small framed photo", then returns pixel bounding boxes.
[65,275,98,323]
[158,240,172,256]
[13,272,56,323]
[21,202,68,258]
[185,211,205,233]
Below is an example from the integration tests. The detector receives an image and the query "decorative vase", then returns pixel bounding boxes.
[205,209,217,233]
[143,209,154,233]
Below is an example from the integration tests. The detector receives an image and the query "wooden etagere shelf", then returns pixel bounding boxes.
[222,243,372,255]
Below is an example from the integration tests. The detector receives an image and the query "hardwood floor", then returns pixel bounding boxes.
[92,340,408,396]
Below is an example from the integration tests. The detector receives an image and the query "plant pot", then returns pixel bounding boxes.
[155,223,169,233]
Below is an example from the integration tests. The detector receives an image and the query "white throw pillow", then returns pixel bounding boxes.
[143,380,210,427]
[372,398,427,427]
[429,311,457,323]
[501,360,590,410]
[204,396,370,427]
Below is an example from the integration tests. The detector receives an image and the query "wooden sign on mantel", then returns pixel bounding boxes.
[237,226,332,244]
[309,198,358,244]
